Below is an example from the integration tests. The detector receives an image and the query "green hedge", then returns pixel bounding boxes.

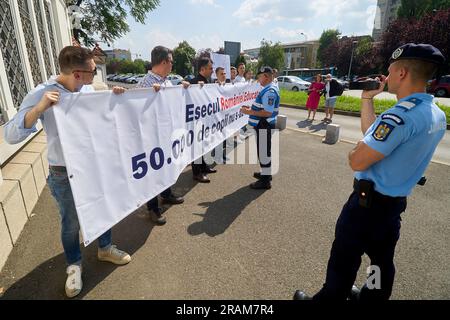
[280,90,450,124]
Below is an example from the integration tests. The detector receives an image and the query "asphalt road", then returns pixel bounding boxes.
[0,130,449,300]
[280,106,450,166]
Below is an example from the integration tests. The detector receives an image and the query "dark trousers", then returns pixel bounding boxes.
[256,119,274,181]
[313,191,407,301]
[192,158,209,176]
[146,187,172,211]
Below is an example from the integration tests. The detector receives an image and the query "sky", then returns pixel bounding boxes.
[104,0,379,61]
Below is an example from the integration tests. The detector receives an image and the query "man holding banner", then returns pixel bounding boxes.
[190,57,218,183]
[241,66,280,190]
[136,46,186,225]
[3,46,132,298]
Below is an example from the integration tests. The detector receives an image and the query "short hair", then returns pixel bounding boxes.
[394,59,438,82]
[215,67,224,74]
[58,46,94,74]
[230,66,237,71]
[238,63,245,68]
[198,57,212,71]
[151,46,173,66]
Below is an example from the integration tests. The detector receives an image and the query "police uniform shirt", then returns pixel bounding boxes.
[248,83,280,127]
[3,76,94,166]
[355,93,447,197]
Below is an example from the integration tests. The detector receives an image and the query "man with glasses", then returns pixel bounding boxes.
[136,46,186,225]
[3,46,131,298]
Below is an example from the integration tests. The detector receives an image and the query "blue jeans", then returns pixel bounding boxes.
[47,166,112,265]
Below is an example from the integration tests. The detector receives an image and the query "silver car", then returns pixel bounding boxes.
[167,74,184,85]
[277,76,310,91]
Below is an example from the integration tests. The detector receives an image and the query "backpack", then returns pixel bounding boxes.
[335,80,344,96]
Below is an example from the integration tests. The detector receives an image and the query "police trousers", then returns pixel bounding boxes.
[313,189,407,301]
[256,119,275,181]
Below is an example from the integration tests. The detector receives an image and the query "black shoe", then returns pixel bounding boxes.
[203,167,217,174]
[253,172,273,181]
[349,285,361,301]
[250,180,271,190]
[148,207,166,225]
[161,194,184,205]
[293,290,312,300]
[193,174,210,183]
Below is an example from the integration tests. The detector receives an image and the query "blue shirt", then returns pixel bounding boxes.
[248,83,280,127]
[355,93,447,197]
[3,76,94,166]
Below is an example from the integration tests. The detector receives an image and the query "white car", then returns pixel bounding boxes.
[277,76,311,91]
[167,74,183,85]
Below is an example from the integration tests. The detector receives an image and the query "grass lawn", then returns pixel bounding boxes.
[280,89,450,124]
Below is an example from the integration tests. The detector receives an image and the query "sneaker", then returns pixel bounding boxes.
[98,245,131,265]
[149,207,167,225]
[65,264,82,298]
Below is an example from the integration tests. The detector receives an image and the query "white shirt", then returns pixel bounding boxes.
[3,76,94,166]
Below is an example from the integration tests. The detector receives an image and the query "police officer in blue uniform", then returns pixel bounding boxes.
[294,43,447,300]
[241,66,280,189]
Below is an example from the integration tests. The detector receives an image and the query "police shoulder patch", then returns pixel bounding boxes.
[268,96,275,106]
[372,121,395,141]
[381,113,405,125]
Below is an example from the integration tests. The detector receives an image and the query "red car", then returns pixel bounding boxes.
[427,75,450,97]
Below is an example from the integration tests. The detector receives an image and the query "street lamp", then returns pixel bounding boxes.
[347,40,358,80]
[300,32,307,42]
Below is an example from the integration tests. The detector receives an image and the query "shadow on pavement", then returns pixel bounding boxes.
[187,185,268,237]
[296,120,312,129]
[309,122,327,133]
[1,208,156,300]
[1,170,201,300]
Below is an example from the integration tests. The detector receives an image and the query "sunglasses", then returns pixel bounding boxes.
[73,67,97,76]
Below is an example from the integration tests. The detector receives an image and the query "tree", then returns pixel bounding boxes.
[317,29,341,67]
[172,41,196,76]
[320,36,378,78]
[378,8,450,73]
[235,54,246,68]
[397,0,450,19]
[66,0,160,46]
[257,40,284,72]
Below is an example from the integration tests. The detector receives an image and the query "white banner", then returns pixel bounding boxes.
[53,83,261,245]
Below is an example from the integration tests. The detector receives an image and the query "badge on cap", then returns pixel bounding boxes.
[392,48,403,60]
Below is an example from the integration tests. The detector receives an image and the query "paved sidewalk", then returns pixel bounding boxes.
[0,131,449,299]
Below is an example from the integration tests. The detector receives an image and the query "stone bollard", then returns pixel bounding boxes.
[276,115,287,131]
[322,123,340,144]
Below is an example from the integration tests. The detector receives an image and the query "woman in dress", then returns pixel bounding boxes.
[306,74,325,121]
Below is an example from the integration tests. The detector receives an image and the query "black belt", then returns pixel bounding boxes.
[353,178,406,208]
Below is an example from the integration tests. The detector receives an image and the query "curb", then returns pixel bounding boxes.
[280,104,450,130]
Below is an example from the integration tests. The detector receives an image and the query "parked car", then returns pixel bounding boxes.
[167,74,183,85]
[427,75,450,97]
[125,74,145,84]
[277,76,310,91]
[106,74,117,81]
